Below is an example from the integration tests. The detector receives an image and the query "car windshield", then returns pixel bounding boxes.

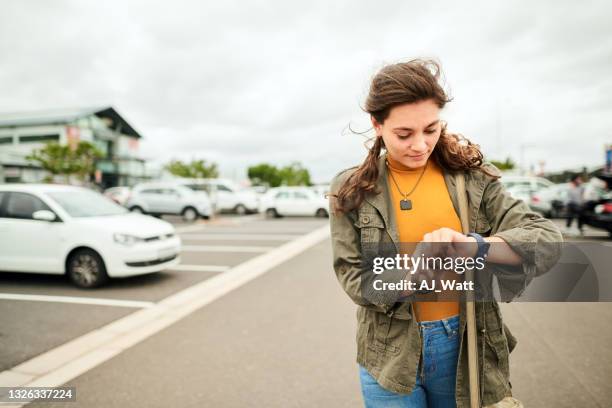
[47,190,129,217]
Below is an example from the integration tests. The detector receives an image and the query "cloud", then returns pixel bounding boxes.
[1,0,611,182]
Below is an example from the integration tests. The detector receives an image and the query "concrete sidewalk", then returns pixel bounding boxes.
[28,239,612,408]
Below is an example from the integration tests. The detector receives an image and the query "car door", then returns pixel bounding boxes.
[292,191,314,216]
[215,184,234,211]
[161,188,184,214]
[0,192,64,273]
[138,188,163,213]
[273,191,292,215]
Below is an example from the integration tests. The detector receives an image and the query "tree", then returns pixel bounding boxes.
[247,162,311,187]
[489,157,516,171]
[165,159,219,178]
[26,141,104,183]
[248,163,283,187]
[73,141,105,180]
[279,162,311,186]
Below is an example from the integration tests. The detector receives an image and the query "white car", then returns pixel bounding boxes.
[126,182,212,221]
[499,175,553,192]
[104,186,132,206]
[259,187,329,218]
[0,184,181,288]
[178,179,259,215]
[310,184,331,200]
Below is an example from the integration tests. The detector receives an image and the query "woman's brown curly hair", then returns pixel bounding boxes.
[333,59,499,214]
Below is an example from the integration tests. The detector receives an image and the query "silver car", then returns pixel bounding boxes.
[126,182,212,222]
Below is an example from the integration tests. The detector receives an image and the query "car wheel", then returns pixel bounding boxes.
[130,206,145,214]
[235,204,247,215]
[316,208,329,218]
[265,208,279,218]
[67,249,109,288]
[182,206,199,222]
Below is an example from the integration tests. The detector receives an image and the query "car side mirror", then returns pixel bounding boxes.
[32,210,57,222]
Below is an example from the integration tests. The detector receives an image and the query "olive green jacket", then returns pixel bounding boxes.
[328,155,562,407]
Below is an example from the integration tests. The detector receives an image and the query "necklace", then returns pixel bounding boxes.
[386,158,428,211]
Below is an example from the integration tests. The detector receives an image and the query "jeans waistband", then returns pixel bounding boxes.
[418,314,460,336]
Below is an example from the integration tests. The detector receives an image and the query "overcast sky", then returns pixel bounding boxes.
[1,1,611,182]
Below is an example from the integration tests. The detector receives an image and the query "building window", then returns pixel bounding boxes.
[0,136,13,144]
[18,134,60,143]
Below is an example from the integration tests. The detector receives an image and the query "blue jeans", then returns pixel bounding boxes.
[359,314,460,408]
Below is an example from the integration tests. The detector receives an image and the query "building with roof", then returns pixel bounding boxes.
[0,106,148,188]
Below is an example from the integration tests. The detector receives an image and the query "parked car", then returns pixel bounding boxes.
[0,184,181,288]
[502,176,557,218]
[310,184,331,199]
[126,182,212,221]
[529,183,571,218]
[259,187,329,218]
[583,192,612,236]
[505,185,533,203]
[177,179,259,215]
[104,186,132,206]
[500,175,553,192]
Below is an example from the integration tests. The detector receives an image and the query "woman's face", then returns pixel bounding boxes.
[372,99,442,169]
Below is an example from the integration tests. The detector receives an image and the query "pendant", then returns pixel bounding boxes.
[400,199,412,211]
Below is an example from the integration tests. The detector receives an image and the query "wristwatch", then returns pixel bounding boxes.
[466,232,491,260]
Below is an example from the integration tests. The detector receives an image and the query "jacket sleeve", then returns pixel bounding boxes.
[328,171,396,315]
[480,164,563,296]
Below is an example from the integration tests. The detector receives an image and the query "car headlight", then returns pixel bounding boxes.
[113,233,145,246]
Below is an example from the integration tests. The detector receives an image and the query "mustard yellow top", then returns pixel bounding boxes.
[386,154,460,322]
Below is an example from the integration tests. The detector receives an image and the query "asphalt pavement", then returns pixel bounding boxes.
[0,214,610,407]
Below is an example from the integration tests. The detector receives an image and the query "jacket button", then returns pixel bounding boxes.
[362,216,370,224]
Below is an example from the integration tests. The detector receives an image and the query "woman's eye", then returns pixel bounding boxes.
[425,129,436,134]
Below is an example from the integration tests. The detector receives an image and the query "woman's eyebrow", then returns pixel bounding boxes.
[392,120,440,131]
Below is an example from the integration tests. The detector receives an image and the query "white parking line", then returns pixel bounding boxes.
[0,294,154,309]
[187,228,321,235]
[181,245,271,253]
[0,225,330,400]
[178,233,300,241]
[169,264,230,273]
[173,224,207,234]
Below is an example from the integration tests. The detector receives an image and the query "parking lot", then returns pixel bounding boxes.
[0,214,329,374]
[1,213,611,407]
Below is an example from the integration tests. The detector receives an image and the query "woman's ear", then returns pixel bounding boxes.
[371,116,382,136]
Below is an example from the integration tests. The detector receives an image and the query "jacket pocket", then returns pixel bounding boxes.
[355,211,386,244]
[371,312,403,355]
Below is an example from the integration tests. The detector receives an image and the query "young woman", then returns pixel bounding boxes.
[329,60,562,408]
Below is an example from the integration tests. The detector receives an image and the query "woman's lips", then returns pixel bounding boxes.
[407,153,426,159]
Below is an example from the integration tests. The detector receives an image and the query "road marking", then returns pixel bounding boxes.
[178,233,300,241]
[169,264,230,273]
[0,294,154,309]
[0,225,330,398]
[185,228,323,235]
[181,245,271,253]
[206,214,262,226]
[174,224,207,234]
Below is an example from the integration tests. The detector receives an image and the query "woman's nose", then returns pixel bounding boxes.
[410,134,427,151]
